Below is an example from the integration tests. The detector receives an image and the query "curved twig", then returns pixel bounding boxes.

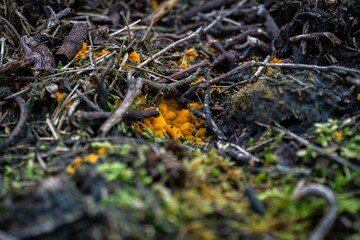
[99,71,143,135]
[292,180,338,240]
[0,96,28,152]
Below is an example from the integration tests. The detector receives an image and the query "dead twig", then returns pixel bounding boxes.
[0,96,28,153]
[157,61,210,83]
[55,23,88,63]
[181,0,238,23]
[109,19,141,37]
[76,108,160,121]
[226,28,266,48]
[142,68,202,94]
[99,26,203,135]
[143,0,179,25]
[293,180,338,240]
[90,58,114,111]
[0,37,5,68]
[46,116,60,141]
[290,32,342,46]
[137,27,203,69]
[75,89,103,112]
[33,7,71,43]
[215,140,261,165]
[249,55,271,82]
[99,71,143,135]
[200,60,360,89]
[257,4,280,40]
[204,68,226,140]
[0,16,20,44]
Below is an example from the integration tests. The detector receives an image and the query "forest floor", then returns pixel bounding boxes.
[1,0,360,239]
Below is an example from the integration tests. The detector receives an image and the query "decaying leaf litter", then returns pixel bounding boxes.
[1,0,360,239]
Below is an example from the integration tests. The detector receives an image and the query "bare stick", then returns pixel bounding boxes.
[249,55,271,81]
[109,19,141,37]
[290,32,342,46]
[46,117,60,141]
[203,68,226,140]
[215,141,260,165]
[0,37,5,68]
[0,96,28,152]
[256,62,360,75]
[137,27,203,69]
[99,72,143,135]
[75,89,103,112]
[77,108,160,120]
[141,68,202,93]
[90,58,114,111]
[201,60,360,89]
[0,16,20,43]
[293,180,338,240]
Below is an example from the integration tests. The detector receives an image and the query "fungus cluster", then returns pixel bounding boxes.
[66,147,108,174]
[74,42,89,59]
[134,98,207,144]
[178,48,198,69]
[129,51,141,63]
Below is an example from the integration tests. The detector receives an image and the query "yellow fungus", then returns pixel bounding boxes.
[150,0,158,10]
[66,150,106,175]
[65,101,73,109]
[271,57,284,63]
[95,49,110,59]
[129,51,141,63]
[133,98,208,144]
[56,91,64,102]
[166,125,183,138]
[178,59,189,69]
[333,130,343,142]
[177,48,199,69]
[66,166,75,175]
[97,147,108,155]
[125,64,132,71]
[189,102,204,110]
[74,42,89,59]
[85,153,99,163]
[251,56,261,61]
[185,48,198,62]
[72,157,83,168]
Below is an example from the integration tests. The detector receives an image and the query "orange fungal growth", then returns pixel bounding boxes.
[271,57,284,63]
[129,51,141,63]
[150,0,158,10]
[66,148,108,175]
[185,48,198,62]
[333,130,343,142]
[66,166,75,175]
[56,91,64,102]
[133,98,208,144]
[74,42,89,59]
[97,147,109,155]
[251,56,261,61]
[179,59,189,69]
[177,48,199,69]
[95,49,110,59]
[85,153,100,163]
